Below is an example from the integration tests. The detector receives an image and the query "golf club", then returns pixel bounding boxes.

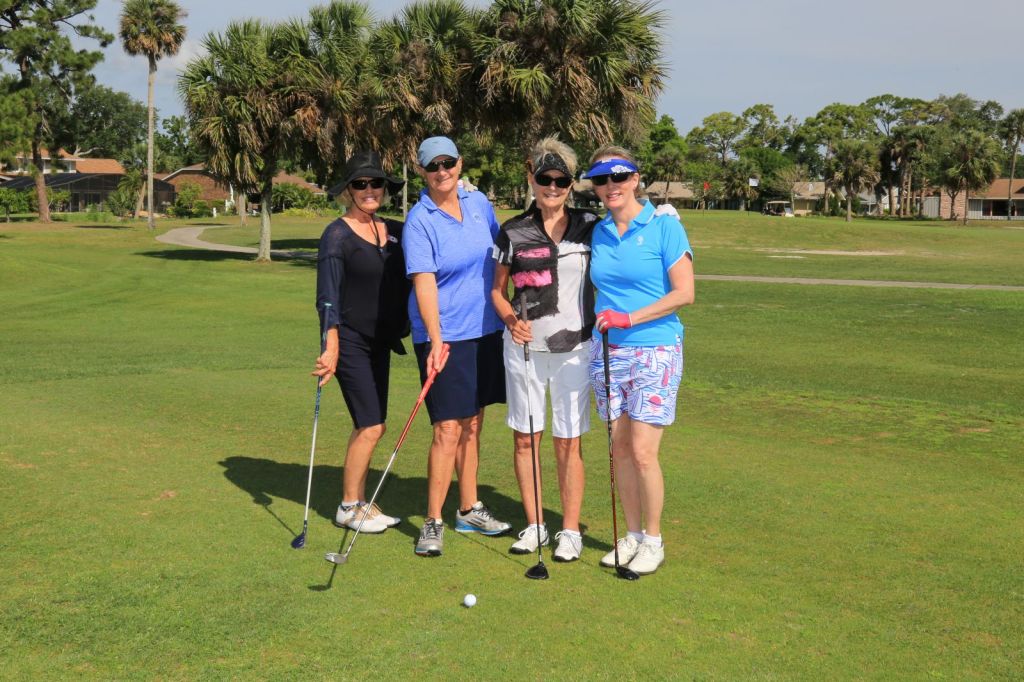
[521,296,549,580]
[291,302,332,549]
[602,331,640,581]
[326,343,450,565]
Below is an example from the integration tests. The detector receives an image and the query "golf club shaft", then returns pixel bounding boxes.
[340,343,450,558]
[521,301,545,568]
[602,332,622,568]
[292,303,332,548]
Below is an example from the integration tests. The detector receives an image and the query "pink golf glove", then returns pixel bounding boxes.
[596,310,632,332]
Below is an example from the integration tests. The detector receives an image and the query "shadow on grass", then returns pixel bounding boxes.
[138,248,316,267]
[269,238,319,250]
[217,454,577,546]
[138,249,256,262]
[73,224,133,230]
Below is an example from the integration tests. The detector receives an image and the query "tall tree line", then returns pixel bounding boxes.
[178,0,667,261]
[652,94,1022,224]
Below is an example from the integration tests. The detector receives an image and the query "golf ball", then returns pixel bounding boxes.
[463,594,477,607]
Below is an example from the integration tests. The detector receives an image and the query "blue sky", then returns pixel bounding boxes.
[85,0,1024,135]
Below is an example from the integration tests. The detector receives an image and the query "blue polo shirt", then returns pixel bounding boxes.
[403,187,504,343]
[590,201,692,346]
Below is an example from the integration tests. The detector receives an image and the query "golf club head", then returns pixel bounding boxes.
[525,563,549,580]
[290,532,307,549]
[615,566,640,581]
[324,552,348,564]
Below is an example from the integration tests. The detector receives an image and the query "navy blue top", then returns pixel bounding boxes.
[316,217,410,342]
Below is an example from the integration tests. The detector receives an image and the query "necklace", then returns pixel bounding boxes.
[350,204,385,255]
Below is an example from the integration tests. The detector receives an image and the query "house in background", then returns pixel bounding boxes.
[2,149,125,175]
[791,182,826,215]
[645,181,697,209]
[925,178,1024,220]
[1,173,174,212]
[159,164,325,212]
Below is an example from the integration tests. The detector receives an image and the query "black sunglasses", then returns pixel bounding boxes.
[534,173,573,189]
[590,172,635,186]
[423,157,458,173]
[349,178,387,190]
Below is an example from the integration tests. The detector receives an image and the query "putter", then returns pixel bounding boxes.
[520,296,549,580]
[602,331,640,581]
[326,343,450,565]
[292,302,332,549]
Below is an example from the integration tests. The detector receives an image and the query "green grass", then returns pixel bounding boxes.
[1,216,1021,679]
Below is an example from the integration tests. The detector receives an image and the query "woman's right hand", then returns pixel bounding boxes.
[427,340,449,375]
[509,319,533,345]
[313,348,338,387]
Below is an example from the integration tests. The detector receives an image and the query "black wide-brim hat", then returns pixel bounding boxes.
[327,150,404,197]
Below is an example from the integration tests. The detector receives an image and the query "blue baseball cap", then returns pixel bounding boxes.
[582,158,639,179]
[418,136,460,167]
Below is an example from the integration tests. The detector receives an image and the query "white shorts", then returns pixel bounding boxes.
[502,330,591,439]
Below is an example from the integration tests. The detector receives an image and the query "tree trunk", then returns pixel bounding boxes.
[146,56,157,230]
[31,134,51,223]
[1008,144,1019,221]
[963,187,969,226]
[257,179,273,262]
[402,162,408,218]
[133,181,145,219]
[238,190,247,226]
[887,184,895,217]
[846,186,853,222]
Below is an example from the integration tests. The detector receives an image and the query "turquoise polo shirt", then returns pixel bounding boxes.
[590,201,693,346]
[403,187,504,343]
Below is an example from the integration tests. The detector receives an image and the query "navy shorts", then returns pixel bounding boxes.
[336,326,391,428]
[414,331,506,423]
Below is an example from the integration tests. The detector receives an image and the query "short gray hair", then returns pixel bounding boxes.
[529,136,578,176]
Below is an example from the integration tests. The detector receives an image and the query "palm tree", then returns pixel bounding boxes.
[277,2,374,188]
[365,0,479,211]
[473,0,666,152]
[1000,109,1024,220]
[179,20,320,261]
[826,139,880,222]
[120,0,187,230]
[720,159,758,212]
[943,129,1001,226]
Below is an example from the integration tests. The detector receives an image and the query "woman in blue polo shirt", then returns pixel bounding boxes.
[403,136,513,558]
[585,145,695,576]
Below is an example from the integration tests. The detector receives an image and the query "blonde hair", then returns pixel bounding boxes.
[529,136,578,176]
[588,144,644,198]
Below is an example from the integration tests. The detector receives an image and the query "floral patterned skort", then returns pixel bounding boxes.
[589,337,683,426]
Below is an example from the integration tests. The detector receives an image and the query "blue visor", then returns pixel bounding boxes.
[583,158,639,179]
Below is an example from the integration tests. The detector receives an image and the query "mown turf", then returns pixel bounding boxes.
[1,217,1021,680]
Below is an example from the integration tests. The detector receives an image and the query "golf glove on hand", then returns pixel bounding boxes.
[596,310,632,332]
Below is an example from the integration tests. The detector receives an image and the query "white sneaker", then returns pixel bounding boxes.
[334,503,389,534]
[627,541,665,575]
[509,524,549,554]
[599,535,641,567]
[553,531,582,562]
[366,502,401,527]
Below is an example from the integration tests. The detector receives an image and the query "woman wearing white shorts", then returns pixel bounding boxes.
[491,137,595,562]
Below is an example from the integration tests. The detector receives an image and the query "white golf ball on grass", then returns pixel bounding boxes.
[463,594,477,608]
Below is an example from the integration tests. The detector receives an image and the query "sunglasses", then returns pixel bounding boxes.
[590,172,635,187]
[534,173,573,189]
[423,157,458,173]
[349,178,387,190]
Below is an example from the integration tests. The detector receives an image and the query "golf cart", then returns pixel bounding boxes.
[763,200,794,217]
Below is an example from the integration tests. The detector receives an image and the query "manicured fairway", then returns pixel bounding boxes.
[1,215,1021,679]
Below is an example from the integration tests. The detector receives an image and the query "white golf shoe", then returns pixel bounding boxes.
[599,535,641,567]
[509,524,549,554]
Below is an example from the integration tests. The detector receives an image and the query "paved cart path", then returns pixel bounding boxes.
[158,225,1024,292]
